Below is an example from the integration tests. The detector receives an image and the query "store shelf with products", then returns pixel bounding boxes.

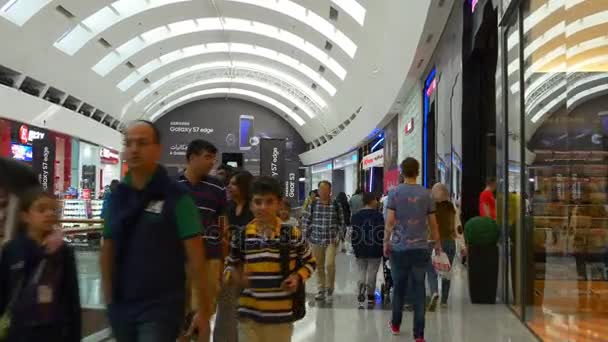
[60,199,103,230]
[530,165,608,282]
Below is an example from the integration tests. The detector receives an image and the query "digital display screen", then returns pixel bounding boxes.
[11,143,33,162]
[240,116,254,149]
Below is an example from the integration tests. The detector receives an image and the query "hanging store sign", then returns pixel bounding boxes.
[284,161,299,207]
[362,149,384,170]
[100,147,120,164]
[260,138,286,182]
[18,124,46,144]
[32,134,55,193]
[404,117,415,135]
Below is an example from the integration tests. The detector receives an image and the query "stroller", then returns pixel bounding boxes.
[380,256,393,302]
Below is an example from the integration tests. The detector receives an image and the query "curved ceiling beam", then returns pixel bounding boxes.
[225,0,356,57]
[131,61,327,110]
[54,0,190,55]
[149,88,305,126]
[117,42,336,100]
[143,77,315,121]
[92,17,347,80]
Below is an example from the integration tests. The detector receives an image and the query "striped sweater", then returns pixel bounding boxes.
[225,218,316,324]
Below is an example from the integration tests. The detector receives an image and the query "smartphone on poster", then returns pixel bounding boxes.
[239,115,254,151]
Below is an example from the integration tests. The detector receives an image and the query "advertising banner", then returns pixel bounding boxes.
[284,160,299,207]
[32,130,55,193]
[260,139,285,184]
[362,149,384,170]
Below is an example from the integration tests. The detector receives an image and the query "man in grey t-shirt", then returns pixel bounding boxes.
[384,158,440,341]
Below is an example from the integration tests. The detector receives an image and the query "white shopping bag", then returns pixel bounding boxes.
[432,249,452,279]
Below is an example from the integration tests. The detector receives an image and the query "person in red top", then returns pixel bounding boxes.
[479,177,497,220]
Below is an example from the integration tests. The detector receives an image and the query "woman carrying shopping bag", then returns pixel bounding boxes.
[427,183,460,310]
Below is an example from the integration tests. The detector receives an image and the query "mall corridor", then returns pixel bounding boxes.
[77,251,538,342]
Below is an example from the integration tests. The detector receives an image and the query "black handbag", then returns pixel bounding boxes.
[278,224,306,321]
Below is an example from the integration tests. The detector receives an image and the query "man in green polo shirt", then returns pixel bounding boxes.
[100,120,211,342]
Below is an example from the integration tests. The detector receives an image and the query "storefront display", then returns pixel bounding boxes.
[496,0,608,340]
[79,142,100,198]
[332,150,358,196]
[310,161,333,190]
[100,147,120,193]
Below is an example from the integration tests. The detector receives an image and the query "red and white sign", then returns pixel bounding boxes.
[18,125,46,144]
[362,149,384,170]
[426,78,437,97]
[100,147,120,164]
[404,118,415,135]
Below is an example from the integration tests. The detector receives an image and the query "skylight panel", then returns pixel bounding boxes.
[92,17,346,80]
[331,0,366,26]
[226,0,357,58]
[0,0,51,26]
[53,0,190,55]
[150,88,306,126]
[116,42,334,103]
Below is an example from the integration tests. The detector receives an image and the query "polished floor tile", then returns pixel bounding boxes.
[77,250,539,341]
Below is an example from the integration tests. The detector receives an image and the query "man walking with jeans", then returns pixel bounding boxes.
[384,158,440,342]
[303,181,344,303]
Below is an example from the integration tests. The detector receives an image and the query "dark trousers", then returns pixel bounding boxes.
[390,249,430,339]
[111,318,181,342]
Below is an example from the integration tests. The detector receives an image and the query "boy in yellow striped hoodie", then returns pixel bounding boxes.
[225,176,316,342]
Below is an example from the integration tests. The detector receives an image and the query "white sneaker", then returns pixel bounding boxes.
[315,290,326,301]
[427,293,439,312]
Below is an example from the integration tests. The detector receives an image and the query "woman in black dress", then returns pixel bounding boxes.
[214,171,254,342]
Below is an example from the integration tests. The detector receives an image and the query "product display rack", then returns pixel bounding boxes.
[60,199,103,229]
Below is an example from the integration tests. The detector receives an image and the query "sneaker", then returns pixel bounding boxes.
[427,293,439,312]
[441,302,448,309]
[357,284,365,307]
[315,290,326,301]
[388,321,400,335]
[326,289,334,303]
[367,294,375,307]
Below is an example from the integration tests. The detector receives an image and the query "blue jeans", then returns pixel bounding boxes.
[391,249,430,339]
[111,318,181,342]
[426,240,457,302]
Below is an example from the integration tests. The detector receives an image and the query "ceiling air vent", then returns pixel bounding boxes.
[329,6,339,21]
[143,78,151,84]
[311,83,317,90]
[318,65,326,73]
[125,61,136,69]
[324,41,333,52]
[56,5,75,19]
[98,38,112,48]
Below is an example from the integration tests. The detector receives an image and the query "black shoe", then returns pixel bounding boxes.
[357,284,365,307]
[367,294,375,307]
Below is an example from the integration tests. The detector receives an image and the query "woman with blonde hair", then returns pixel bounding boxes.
[427,183,461,310]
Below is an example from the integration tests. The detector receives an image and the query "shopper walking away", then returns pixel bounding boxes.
[426,183,460,311]
[336,192,351,252]
[349,188,364,217]
[212,171,254,342]
[302,181,345,303]
[225,177,316,342]
[100,121,211,342]
[0,188,81,342]
[351,192,384,308]
[178,139,228,331]
[479,177,497,220]
[384,157,441,342]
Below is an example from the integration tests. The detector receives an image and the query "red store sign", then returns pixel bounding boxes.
[100,147,120,164]
[362,149,384,170]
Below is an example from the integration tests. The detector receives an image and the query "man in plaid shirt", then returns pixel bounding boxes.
[302,180,345,303]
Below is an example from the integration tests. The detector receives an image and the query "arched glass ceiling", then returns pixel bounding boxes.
[331,0,366,26]
[225,0,356,57]
[144,77,316,120]
[132,61,327,109]
[150,88,306,126]
[117,42,336,99]
[92,17,347,80]
[0,0,51,26]
[54,0,190,55]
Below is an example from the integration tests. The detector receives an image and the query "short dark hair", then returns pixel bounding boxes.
[355,188,363,195]
[251,176,283,199]
[132,120,161,144]
[486,177,497,185]
[186,139,218,161]
[362,192,377,205]
[318,180,332,189]
[401,157,420,178]
[19,187,54,213]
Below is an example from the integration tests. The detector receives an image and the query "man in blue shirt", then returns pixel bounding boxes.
[100,121,211,342]
[384,158,440,342]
